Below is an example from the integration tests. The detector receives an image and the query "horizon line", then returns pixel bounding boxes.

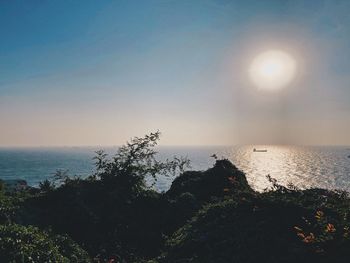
[0,144,349,149]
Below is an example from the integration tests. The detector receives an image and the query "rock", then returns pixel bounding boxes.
[166,159,252,202]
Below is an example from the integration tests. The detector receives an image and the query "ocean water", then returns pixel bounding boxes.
[0,146,349,192]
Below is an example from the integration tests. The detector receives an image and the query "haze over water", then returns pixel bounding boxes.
[0,146,349,192]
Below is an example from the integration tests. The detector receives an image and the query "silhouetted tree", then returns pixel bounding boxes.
[93,131,190,192]
[39,179,55,193]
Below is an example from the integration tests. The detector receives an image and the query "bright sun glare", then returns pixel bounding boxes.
[249,50,297,90]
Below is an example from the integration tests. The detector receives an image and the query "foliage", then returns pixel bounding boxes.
[7,133,350,262]
[0,190,33,224]
[93,131,190,192]
[161,185,350,263]
[0,224,90,263]
[38,179,55,193]
[0,196,19,224]
[18,132,190,261]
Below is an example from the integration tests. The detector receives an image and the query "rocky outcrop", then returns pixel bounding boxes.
[166,159,253,202]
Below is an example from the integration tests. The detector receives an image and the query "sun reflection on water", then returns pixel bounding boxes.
[224,146,350,192]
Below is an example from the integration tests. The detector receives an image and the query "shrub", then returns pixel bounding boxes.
[0,224,91,262]
[38,179,55,193]
[93,131,190,193]
[161,188,350,263]
[21,132,190,261]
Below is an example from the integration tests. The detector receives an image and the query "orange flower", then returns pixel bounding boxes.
[315,210,324,220]
[223,188,230,192]
[302,233,315,243]
[325,223,336,233]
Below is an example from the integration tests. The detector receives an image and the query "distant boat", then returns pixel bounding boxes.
[253,148,267,152]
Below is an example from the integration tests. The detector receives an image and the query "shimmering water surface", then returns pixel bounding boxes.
[0,146,349,192]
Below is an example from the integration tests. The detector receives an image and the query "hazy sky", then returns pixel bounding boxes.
[1,0,349,146]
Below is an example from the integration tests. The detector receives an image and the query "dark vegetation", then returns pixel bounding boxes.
[1,131,350,262]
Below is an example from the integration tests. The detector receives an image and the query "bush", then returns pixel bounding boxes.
[161,188,350,263]
[38,179,55,193]
[93,131,190,193]
[20,132,190,261]
[0,224,90,262]
[10,132,350,263]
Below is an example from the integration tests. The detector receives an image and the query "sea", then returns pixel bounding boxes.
[0,146,349,192]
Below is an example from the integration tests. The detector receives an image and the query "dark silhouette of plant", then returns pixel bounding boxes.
[39,179,55,193]
[9,133,350,263]
[93,131,190,192]
[17,131,191,261]
[53,169,71,184]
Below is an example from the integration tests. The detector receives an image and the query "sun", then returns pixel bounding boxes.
[249,50,296,90]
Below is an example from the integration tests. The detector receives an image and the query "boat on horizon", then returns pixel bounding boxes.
[253,148,267,152]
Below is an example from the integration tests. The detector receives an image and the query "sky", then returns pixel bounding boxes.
[0,0,349,146]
